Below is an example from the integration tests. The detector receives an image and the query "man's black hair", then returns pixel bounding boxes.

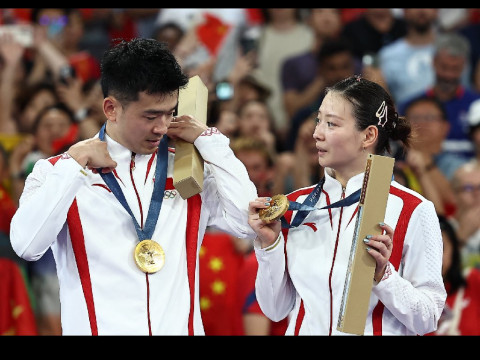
[100,38,189,105]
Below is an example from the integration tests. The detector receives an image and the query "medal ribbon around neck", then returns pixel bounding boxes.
[281,174,393,229]
[282,177,361,229]
[98,123,168,253]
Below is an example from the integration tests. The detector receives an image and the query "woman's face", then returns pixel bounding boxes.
[35,108,73,155]
[237,101,271,137]
[20,89,57,133]
[313,91,366,174]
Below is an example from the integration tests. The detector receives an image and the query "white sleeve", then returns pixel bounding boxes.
[194,129,257,239]
[253,233,296,321]
[10,156,89,260]
[372,200,447,335]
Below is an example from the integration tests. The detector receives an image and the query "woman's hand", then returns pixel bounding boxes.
[248,197,282,249]
[364,222,394,283]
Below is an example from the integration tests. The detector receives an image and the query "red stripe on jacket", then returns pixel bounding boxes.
[371,186,422,335]
[284,186,315,335]
[185,194,202,335]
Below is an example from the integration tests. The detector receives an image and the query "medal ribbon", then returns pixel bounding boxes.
[98,123,168,241]
[282,174,393,229]
[282,177,360,229]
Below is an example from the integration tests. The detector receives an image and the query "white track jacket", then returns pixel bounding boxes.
[254,169,446,335]
[10,129,257,335]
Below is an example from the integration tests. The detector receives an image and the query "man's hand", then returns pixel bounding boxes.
[67,138,117,173]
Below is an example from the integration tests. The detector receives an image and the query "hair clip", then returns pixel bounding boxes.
[376,101,387,127]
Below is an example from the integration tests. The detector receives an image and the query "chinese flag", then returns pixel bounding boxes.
[199,231,245,335]
[0,258,38,335]
[195,13,232,57]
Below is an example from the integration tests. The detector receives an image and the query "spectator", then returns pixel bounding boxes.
[393,96,465,217]
[235,99,280,155]
[159,9,252,86]
[230,137,275,198]
[450,161,480,269]
[14,81,59,134]
[272,114,323,196]
[286,37,357,151]
[341,8,407,62]
[152,21,185,52]
[230,136,288,335]
[281,8,343,120]
[206,98,238,139]
[0,31,28,135]
[235,250,289,335]
[8,103,78,206]
[427,215,480,335]
[467,98,480,161]
[200,136,278,335]
[10,103,78,335]
[0,144,16,235]
[253,8,314,140]
[378,8,439,106]
[399,32,480,159]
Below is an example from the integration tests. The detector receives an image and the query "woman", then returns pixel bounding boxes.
[248,76,446,335]
[428,215,480,335]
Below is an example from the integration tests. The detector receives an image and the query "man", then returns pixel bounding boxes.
[399,32,480,159]
[285,37,356,151]
[378,8,439,106]
[281,8,343,120]
[9,38,257,335]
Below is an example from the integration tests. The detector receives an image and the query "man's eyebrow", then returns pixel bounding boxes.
[143,107,177,115]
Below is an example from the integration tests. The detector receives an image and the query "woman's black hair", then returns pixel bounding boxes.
[326,75,411,155]
[100,38,189,105]
[437,215,467,294]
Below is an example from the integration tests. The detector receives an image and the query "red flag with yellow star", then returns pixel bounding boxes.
[195,13,232,57]
[199,231,245,335]
[0,258,37,335]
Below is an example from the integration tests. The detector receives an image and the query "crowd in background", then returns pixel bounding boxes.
[1,8,480,336]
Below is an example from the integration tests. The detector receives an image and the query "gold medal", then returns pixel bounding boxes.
[259,194,290,223]
[134,239,165,273]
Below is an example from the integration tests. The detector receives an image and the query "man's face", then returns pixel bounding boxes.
[407,100,450,154]
[107,91,178,155]
[433,49,466,95]
[320,52,355,87]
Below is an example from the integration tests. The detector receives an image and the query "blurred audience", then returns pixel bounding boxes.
[378,8,439,106]
[281,8,343,121]
[285,37,357,152]
[427,215,480,335]
[235,99,280,154]
[450,161,480,269]
[399,32,480,159]
[253,8,314,141]
[341,8,407,62]
[393,96,461,217]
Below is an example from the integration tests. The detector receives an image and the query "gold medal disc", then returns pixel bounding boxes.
[258,194,290,223]
[134,239,165,273]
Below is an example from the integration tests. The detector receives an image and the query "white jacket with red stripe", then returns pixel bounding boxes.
[254,169,447,335]
[10,129,257,335]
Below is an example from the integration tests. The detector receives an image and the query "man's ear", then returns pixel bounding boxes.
[103,96,118,122]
